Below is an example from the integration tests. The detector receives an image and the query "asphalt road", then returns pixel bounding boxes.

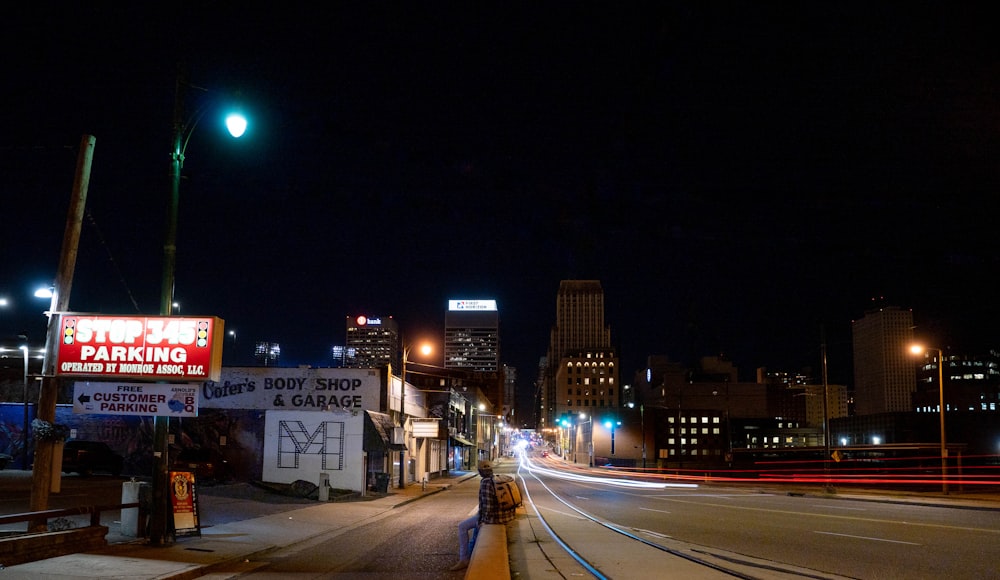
[519,456,1000,579]
[204,473,484,579]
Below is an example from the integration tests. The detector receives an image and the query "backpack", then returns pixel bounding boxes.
[492,474,522,510]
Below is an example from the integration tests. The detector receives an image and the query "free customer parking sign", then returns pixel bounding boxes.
[72,381,199,417]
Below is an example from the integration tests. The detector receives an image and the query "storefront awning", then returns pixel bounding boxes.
[365,410,405,452]
[451,435,475,447]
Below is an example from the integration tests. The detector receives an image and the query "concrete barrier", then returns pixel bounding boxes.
[465,523,508,579]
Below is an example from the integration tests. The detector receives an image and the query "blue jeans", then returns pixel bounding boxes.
[457,515,478,562]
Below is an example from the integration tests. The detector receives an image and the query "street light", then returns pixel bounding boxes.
[151,67,248,545]
[602,418,621,457]
[398,341,432,489]
[909,344,948,494]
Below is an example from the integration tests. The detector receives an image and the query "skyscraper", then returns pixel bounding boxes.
[345,315,399,369]
[852,305,915,415]
[444,299,499,372]
[541,280,614,427]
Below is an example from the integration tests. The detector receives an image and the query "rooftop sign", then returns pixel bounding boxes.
[448,300,497,311]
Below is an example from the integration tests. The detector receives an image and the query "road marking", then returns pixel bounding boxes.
[814,531,920,545]
[633,527,672,539]
[538,505,589,520]
[639,507,671,514]
[574,496,589,500]
[654,493,761,498]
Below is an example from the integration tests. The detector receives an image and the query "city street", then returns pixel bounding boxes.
[519,455,1000,579]
[202,474,482,579]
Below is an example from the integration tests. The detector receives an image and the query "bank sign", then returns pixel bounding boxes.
[56,315,224,382]
[199,367,383,411]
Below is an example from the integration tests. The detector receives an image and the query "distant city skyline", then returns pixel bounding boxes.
[4,5,999,418]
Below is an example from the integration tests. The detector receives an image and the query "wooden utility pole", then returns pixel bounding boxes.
[28,135,95,531]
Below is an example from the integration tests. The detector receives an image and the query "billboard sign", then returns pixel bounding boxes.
[56,315,224,382]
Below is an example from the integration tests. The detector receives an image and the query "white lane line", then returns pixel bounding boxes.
[813,504,867,511]
[639,507,671,514]
[633,528,672,539]
[814,531,921,545]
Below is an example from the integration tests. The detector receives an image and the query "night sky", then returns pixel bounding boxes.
[3,4,999,416]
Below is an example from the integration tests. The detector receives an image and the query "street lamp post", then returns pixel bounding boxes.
[398,341,431,489]
[603,419,621,457]
[20,343,29,470]
[151,67,248,545]
[909,344,948,494]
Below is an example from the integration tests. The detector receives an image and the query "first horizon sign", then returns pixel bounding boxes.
[56,314,224,382]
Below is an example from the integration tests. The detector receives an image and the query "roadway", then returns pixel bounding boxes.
[518,453,1000,579]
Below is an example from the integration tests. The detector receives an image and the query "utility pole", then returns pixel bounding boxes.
[29,135,94,531]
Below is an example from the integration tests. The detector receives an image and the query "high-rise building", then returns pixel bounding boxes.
[345,315,399,369]
[541,280,614,427]
[555,349,620,421]
[852,305,915,415]
[444,299,499,372]
[254,342,281,366]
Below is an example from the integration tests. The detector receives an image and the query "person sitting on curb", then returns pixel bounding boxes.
[450,459,516,571]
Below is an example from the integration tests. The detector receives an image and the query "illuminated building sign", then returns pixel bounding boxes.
[56,315,224,381]
[356,316,382,326]
[448,300,497,311]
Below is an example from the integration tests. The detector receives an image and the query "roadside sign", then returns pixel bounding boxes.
[72,381,199,417]
[56,314,224,381]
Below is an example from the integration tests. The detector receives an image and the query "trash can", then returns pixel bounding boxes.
[121,480,151,537]
[374,472,390,493]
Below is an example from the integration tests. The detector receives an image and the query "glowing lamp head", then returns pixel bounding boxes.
[225,113,248,138]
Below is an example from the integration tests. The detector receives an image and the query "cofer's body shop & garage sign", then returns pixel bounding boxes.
[56,315,224,381]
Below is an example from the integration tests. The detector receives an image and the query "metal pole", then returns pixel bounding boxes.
[640,404,646,469]
[398,346,408,489]
[149,69,186,546]
[937,348,947,494]
[21,344,29,470]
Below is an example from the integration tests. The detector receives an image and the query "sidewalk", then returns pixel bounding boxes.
[0,469,479,579]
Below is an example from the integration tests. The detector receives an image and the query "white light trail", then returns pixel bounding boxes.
[522,457,698,489]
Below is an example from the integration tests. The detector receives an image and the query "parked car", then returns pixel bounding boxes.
[62,440,124,476]
[172,447,230,483]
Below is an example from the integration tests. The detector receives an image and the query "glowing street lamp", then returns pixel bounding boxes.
[151,68,250,545]
[909,343,948,494]
[603,418,622,456]
[398,341,432,489]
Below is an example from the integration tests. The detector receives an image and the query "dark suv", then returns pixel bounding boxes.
[62,440,124,476]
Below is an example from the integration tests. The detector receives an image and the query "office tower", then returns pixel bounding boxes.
[254,342,281,366]
[444,299,499,372]
[542,280,614,427]
[852,305,915,415]
[345,315,399,369]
